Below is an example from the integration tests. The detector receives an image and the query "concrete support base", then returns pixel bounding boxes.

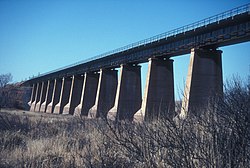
[40,80,54,113]
[54,77,72,114]
[46,79,62,113]
[34,81,47,112]
[108,64,142,121]
[30,82,41,111]
[28,83,36,107]
[180,48,223,118]
[134,58,175,122]
[88,69,118,118]
[63,75,83,115]
[74,72,99,116]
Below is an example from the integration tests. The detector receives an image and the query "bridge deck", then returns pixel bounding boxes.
[25,4,250,84]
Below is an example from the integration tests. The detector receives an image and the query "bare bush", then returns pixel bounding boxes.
[0,76,249,167]
[0,75,31,110]
[0,73,12,88]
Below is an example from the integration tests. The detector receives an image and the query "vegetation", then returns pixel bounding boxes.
[0,77,249,167]
[0,73,30,110]
[0,73,12,88]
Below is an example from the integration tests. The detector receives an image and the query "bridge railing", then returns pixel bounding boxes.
[30,3,250,80]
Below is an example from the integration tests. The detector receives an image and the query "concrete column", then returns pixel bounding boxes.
[40,80,54,112]
[46,78,62,113]
[28,83,36,106]
[34,81,47,112]
[88,69,118,118]
[74,72,99,116]
[63,75,83,115]
[134,58,175,122]
[180,48,223,118]
[54,77,72,114]
[108,64,142,121]
[30,82,42,111]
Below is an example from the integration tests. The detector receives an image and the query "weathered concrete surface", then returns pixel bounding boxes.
[34,81,48,112]
[63,75,83,115]
[134,58,175,122]
[180,48,223,118]
[28,83,36,106]
[88,69,118,118]
[54,77,72,114]
[30,82,42,111]
[46,78,62,113]
[40,80,54,113]
[108,64,142,121]
[74,72,99,116]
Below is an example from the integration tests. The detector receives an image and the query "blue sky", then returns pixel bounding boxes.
[0,0,249,100]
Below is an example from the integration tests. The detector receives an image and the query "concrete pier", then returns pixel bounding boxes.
[88,69,118,118]
[40,80,54,112]
[74,72,99,116]
[63,75,83,115]
[28,83,36,106]
[46,78,62,113]
[134,58,175,122]
[180,48,223,118]
[30,82,41,111]
[34,81,48,112]
[108,64,142,121]
[54,77,72,114]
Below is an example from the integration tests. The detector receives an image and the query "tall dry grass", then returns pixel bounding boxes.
[0,77,249,168]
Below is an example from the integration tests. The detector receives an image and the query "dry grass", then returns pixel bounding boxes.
[0,77,249,168]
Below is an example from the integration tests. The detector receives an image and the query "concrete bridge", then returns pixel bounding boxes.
[24,4,250,121]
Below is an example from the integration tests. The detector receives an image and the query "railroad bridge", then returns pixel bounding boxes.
[24,4,250,121]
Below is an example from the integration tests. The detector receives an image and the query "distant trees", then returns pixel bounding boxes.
[0,73,12,109]
[0,73,30,110]
[0,73,12,88]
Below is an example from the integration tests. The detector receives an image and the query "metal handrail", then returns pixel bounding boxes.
[31,3,250,79]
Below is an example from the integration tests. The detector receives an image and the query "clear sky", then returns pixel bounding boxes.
[0,0,249,100]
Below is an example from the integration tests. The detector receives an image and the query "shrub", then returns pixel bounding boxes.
[0,76,249,167]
